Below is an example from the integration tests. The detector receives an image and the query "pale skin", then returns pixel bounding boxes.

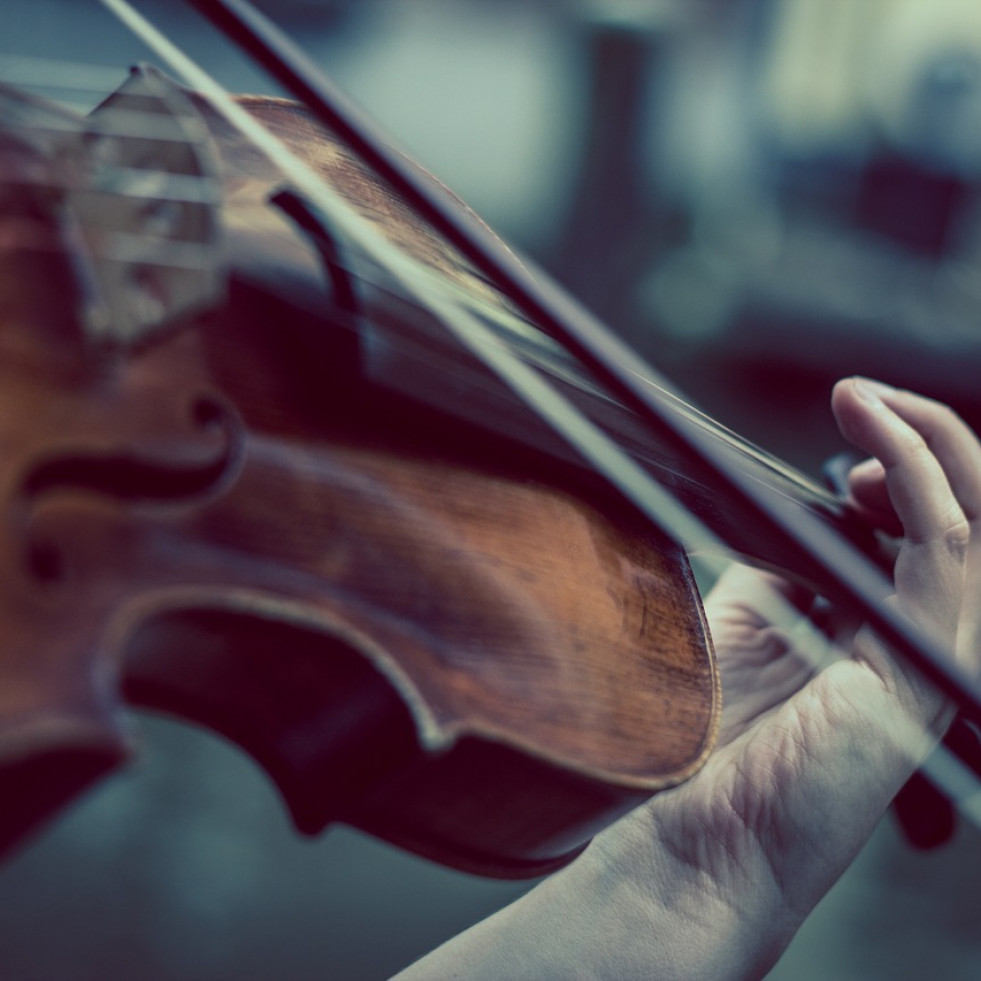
[395,377,981,979]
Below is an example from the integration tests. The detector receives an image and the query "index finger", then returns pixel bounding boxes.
[832,378,970,548]
[856,380,981,523]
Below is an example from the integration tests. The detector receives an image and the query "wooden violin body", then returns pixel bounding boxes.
[0,67,719,875]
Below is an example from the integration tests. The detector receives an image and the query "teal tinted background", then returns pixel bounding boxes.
[2,2,981,978]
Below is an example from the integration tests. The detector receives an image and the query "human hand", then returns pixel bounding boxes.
[583,378,981,980]
[395,379,981,981]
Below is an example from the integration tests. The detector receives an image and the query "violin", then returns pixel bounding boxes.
[0,0,977,890]
[0,57,724,877]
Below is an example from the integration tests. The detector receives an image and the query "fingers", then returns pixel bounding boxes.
[832,378,972,548]
[831,377,981,681]
[839,381,981,543]
[848,380,981,522]
[847,457,902,536]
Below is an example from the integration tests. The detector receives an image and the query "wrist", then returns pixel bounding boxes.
[395,805,802,981]
[582,809,802,981]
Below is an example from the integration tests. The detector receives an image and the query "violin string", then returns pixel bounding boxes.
[210,3,981,767]
[0,170,220,205]
[0,58,221,149]
[0,103,216,145]
[4,46,818,500]
[303,231,844,512]
[91,0,981,828]
[0,120,844,503]
[0,58,853,509]
[0,55,133,99]
[91,6,827,576]
[0,64,223,273]
[235,224,843,515]
[0,222,217,268]
[1,53,877,559]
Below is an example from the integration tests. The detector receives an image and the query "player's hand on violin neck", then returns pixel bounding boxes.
[833,376,981,728]
[394,378,981,981]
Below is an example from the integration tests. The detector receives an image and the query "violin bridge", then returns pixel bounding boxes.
[69,64,226,346]
[0,64,225,349]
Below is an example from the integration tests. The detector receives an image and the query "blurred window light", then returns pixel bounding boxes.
[759,0,981,168]
[759,0,890,150]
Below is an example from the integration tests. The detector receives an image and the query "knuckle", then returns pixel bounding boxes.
[907,504,971,555]
[890,424,930,460]
[926,404,967,441]
[940,513,971,556]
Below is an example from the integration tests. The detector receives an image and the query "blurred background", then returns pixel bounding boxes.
[2,0,981,977]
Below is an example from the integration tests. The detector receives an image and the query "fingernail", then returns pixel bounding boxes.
[853,378,886,408]
[860,378,896,395]
[850,457,885,481]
